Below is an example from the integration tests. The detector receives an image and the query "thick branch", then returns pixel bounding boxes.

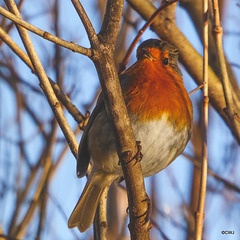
[93,48,150,239]
[99,0,125,47]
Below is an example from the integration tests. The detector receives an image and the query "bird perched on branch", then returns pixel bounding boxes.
[68,39,193,232]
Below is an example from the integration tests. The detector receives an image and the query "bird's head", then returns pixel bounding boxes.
[136,39,182,77]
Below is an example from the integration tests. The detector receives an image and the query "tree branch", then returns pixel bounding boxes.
[99,0,125,47]
[94,187,109,240]
[0,6,92,56]
[195,0,209,238]
[71,0,98,48]
[179,0,240,100]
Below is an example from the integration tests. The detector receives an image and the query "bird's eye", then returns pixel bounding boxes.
[163,58,169,65]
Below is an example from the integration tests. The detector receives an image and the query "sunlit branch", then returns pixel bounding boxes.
[0,6,92,56]
[71,0,98,48]
[195,0,209,238]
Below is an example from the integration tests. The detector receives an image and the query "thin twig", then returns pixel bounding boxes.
[12,121,57,238]
[71,0,98,48]
[188,84,204,95]
[0,6,92,56]
[119,0,179,74]
[94,187,109,240]
[184,153,240,194]
[195,0,209,239]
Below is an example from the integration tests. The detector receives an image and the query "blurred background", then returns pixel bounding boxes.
[0,0,239,239]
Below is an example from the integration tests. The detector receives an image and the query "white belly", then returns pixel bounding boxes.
[131,115,189,177]
[88,112,190,178]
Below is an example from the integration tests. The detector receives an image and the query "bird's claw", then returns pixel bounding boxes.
[127,194,152,229]
[118,141,143,166]
[141,194,152,227]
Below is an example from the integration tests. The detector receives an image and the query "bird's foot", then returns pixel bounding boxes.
[118,141,143,166]
[127,194,152,230]
[140,194,152,227]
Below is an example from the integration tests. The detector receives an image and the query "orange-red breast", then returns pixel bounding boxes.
[68,39,193,232]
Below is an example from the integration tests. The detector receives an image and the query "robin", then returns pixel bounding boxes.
[68,39,193,232]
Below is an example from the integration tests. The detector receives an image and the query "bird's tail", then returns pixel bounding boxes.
[68,179,105,232]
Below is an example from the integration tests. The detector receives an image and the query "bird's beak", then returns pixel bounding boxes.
[141,48,155,61]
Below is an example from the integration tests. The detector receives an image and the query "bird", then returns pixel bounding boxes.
[68,39,193,232]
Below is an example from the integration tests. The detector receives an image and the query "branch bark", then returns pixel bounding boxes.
[94,187,109,240]
[195,0,209,238]
[71,0,99,48]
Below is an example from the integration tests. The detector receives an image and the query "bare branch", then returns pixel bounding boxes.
[179,0,240,100]
[0,6,92,56]
[195,0,209,238]
[71,0,98,48]
[0,0,24,48]
[94,187,109,240]
[188,84,204,95]
[99,0,125,47]
[89,0,150,237]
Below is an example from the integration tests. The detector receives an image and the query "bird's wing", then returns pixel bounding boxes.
[77,94,104,178]
[77,75,128,178]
